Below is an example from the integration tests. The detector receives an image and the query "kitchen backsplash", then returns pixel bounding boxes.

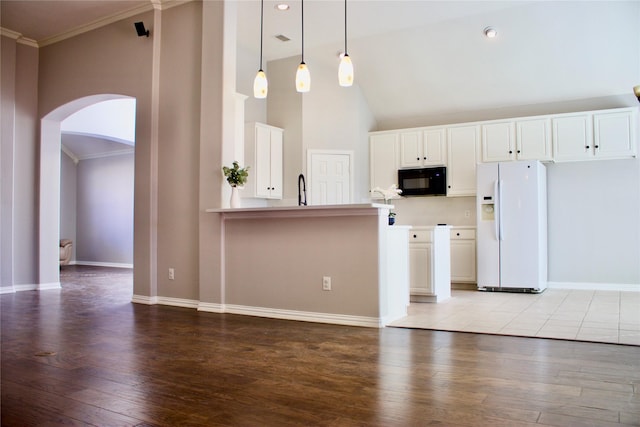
[390,196,476,226]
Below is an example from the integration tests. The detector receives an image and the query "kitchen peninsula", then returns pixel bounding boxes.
[206,204,409,327]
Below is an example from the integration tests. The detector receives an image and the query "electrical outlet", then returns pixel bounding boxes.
[322,276,332,291]
[168,268,175,280]
[464,210,471,218]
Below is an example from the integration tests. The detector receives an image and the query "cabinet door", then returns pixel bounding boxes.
[423,128,447,165]
[399,131,422,168]
[370,133,399,196]
[552,114,593,161]
[594,110,637,159]
[447,125,478,197]
[516,118,552,161]
[409,243,432,295]
[269,129,283,199]
[255,125,273,198]
[450,239,476,283]
[481,122,514,162]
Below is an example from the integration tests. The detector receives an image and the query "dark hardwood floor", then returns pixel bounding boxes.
[2,266,639,426]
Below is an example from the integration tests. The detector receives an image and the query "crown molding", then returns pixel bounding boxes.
[39,2,155,47]
[0,27,38,47]
[61,145,80,165]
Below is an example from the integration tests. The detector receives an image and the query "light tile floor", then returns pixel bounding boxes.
[389,289,640,345]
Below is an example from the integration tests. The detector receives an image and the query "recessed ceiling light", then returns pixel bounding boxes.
[484,27,498,38]
[275,3,290,11]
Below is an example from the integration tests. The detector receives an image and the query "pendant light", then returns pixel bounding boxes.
[338,0,354,87]
[295,0,311,92]
[253,0,268,98]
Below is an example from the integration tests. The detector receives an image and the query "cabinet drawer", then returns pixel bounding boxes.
[409,230,432,243]
[450,229,475,240]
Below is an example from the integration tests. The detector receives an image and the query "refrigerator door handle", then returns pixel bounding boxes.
[493,179,500,241]
[498,179,504,240]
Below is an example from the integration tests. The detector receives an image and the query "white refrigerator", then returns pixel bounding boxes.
[476,160,547,292]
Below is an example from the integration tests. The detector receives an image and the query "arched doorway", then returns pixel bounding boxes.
[39,94,135,288]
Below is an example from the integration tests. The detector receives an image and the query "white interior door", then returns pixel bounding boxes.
[308,151,352,205]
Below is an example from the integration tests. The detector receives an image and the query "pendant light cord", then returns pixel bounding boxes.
[344,0,347,54]
[259,0,264,70]
[301,0,305,62]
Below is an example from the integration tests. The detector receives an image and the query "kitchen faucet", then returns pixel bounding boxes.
[298,173,307,206]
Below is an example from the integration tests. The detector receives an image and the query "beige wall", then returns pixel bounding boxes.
[224,214,380,316]
[1,36,40,290]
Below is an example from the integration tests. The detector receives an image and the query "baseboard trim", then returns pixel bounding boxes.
[197,302,225,313]
[134,298,381,327]
[224,304,381,328]
[132,294,158,305]
[156,296,199,309]
[3,282,62,293]
[74,261,133,269]
[547,282,640,292]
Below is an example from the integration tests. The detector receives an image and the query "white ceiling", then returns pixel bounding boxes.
[2,0,639,130]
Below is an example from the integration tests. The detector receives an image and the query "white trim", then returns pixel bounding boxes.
[156,296,199,309]
[547,282,640,292]
[74,261,133,269]
[132,294,158,305]
[224,304,382,328]
[61,145,80,164]
[130,297,383,327]
[38,282,62,290]
[198,302,225,313]
[39,3,154,47]
[76,148,135,161]
[5,282,62,293]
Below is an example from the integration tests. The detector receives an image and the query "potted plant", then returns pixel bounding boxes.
[388,211,397,225]
[222,161,249,208]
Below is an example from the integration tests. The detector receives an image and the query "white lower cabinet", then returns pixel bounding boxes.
[450,227,476,283]
[409,226,451,302]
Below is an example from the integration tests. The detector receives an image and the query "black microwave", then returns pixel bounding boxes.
[398,167,447,196]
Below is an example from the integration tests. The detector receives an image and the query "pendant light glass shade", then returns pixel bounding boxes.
[296,62,311,92]
[296,0,310,93]
[254,0,267,98]
[338,54,353,87]
[254,70,268,98]
[338,0,354,87]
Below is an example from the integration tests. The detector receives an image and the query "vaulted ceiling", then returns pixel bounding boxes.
[2,0,639,129]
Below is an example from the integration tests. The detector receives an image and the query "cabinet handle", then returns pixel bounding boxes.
[456,232,460,236]
[517,150,521,153]
[585,145,590,149]
[509,150,513,154]
[423,156,427,160]
[413,234,417,238]
[594,145,599,149]
[416,157,420,161]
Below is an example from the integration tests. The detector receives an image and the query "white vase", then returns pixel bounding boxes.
[230,186,241,208]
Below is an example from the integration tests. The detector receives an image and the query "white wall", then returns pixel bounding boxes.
[76,153,134,265]
[547,158,640,286]
[60,152,77,262]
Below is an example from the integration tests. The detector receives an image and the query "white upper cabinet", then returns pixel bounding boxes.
[552,113,593,161]
[399,128,447,167]
[245,122,284,199]
[553,108,637,162]
[423,128,447,166]
[593,109,637,159]
[481,119,552,162]
[482,122,515,162]
[369,132,399,196]
[399,131,423,168]
[516,118,552,161]
[447,125,479,197]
